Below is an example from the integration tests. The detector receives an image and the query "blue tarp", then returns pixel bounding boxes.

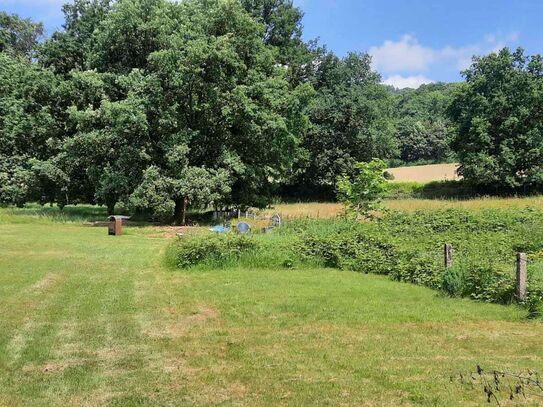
[209,225,230,233]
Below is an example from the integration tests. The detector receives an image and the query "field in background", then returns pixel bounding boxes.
[262,195,543,220]
[260,202,342,219]
[1,206,543,405]
[386,163,460,182]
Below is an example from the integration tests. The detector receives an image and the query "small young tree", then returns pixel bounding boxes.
[335,159,388,219]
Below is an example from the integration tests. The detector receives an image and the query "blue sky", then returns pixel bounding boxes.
[2,0,541,88]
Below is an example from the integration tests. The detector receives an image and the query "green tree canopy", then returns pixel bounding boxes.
[392,83,455,164]
[295,51,396,192]
[0,52,62,206]
[336,159,388,219]
[241,0,314,86]
[35,0,312,222]
[0,11,43,59]
[39,0,112,75]
[449,48,543,189]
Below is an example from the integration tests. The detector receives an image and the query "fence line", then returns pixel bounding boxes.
[444,244,527,302]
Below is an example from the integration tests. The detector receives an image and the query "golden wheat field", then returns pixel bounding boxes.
[386,163,460,182]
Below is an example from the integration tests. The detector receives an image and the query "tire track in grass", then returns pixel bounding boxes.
[2,265,90,405]
[69,237,165,405]
[2,231,151,404]
[43,259,143,405]
[131,258,206,404]
[0,231,72,362]
[2,271,68,367]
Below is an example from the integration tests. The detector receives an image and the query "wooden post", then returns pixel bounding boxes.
[444,244,453,269]
[516,252,527,301]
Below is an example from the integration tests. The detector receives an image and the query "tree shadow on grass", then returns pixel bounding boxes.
[1,203,110,223]
[1,203,219,227]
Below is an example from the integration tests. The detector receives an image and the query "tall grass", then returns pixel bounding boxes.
[387,195,543,211]
[259,202,343,220]
[260,194,543,220]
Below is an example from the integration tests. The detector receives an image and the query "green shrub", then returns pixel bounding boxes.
[282,258,295,269]
[295,229,398,274]
[336,159,389,219]
[525,286,543,318]
[384,182,424,199]
[441,266,465,297]
[462,264,515,304]
[383,171,395,181]
[382,180,478,200]
[170,234,258,269]
[391,252,443,289]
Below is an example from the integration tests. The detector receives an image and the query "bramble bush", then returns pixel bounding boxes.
[390,251,443,289]
[294,229,397,273]
[168,234,259,269]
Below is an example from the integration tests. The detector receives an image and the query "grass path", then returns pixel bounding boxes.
[1,220,543,405]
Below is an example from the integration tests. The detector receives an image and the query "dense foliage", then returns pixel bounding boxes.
[450,48,543,190]
[0,1,458,219]
[3,1,543,218]
[336,159,388,218]
[0,11,43,58]
[298,52,397,189]
[2,0,315,222]
[392,83,456,165]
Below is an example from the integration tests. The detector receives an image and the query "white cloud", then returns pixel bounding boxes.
[382,75,435,89]
[370,35,436,72]
[370,32,520,74]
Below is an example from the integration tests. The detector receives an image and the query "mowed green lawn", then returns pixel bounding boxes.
[1,212,543,406]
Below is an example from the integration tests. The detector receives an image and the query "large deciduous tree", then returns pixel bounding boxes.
[449,48,543,190]
[39,0,112,75]
[0,51,62,206]
[241,0,314,87]
[293,51,396,194]
[39,0,311,222]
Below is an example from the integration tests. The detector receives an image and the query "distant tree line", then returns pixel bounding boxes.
[1,0,542,222]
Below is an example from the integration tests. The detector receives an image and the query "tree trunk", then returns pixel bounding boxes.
[174,196,189,225]
[106,200,115,216]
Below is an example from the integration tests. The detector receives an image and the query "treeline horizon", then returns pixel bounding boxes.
[2,0,543,223]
